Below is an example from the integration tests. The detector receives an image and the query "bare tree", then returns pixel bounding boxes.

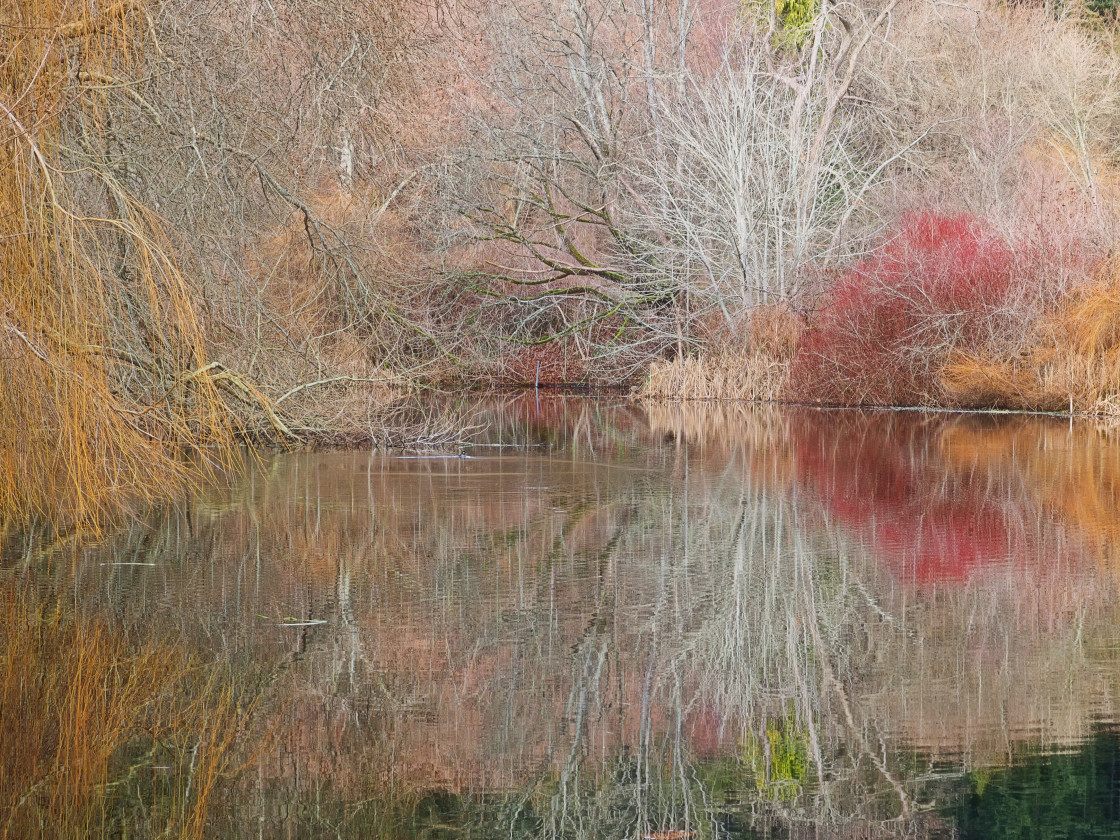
[96,0,468,434]
[449,0,910,372]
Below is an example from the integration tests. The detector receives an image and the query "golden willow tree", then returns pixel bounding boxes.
[0,0,233,529]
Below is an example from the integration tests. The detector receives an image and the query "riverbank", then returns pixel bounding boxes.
[8,0,1120,532]
[644,215,1120,417]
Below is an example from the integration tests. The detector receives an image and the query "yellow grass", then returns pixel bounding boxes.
[0,0,235,529]
[940,353,1066,411]
[643,350,790,400]
[641,305,798,400]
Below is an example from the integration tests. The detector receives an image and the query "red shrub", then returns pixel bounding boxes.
[787,212,1018,406]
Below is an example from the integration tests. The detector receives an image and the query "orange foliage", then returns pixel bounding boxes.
[0,0,233,529]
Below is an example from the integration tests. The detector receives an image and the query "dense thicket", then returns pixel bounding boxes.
[0,0,236,528]
[6,0,1120,526]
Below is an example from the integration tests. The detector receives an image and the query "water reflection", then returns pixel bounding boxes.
[952,730,1120,839]
[6,398,1120,838]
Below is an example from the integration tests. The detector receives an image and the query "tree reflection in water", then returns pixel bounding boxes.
[7,397,1120,838]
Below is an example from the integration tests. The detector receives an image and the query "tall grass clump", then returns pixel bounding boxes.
[642,305,799,400]
[0,0,233,530]
[1062,267,1120,412]
[0,587,256,839]
[943,257,1120,412]
[787,212,1019,406]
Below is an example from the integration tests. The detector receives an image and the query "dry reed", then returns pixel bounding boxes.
[942,258,1120,413]
[643,351,789,400]
[641,305,798,400]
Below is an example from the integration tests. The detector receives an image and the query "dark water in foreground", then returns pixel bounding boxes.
[10,398,1120,838]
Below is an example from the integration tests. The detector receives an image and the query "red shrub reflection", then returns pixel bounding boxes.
[791,412,1015,584]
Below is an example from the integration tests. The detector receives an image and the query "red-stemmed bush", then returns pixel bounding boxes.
[787,212,1019,406]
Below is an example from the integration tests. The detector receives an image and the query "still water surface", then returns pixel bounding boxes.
[12,398,1120,837]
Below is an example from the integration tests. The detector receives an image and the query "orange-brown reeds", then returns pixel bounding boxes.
[1058,265,1120,412]
[0,586,256,839]
[941,258,1120,413]
[939,352,1066,411]
[0,0,234,529]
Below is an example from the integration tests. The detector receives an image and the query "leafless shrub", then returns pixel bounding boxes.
[446,0,913,383]
[864,0,1120,240]
[635,10,908,317]
[94,0,474,436]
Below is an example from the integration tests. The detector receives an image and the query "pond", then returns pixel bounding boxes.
[6,397,1120,838]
